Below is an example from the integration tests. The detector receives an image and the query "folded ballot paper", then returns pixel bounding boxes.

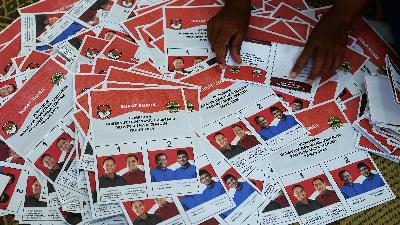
[0,0,398,225]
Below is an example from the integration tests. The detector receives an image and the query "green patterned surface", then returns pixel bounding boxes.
[0,0,38,29]
[0,0,399,224]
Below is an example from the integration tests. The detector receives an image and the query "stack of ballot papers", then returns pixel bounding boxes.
[0,0,398,225]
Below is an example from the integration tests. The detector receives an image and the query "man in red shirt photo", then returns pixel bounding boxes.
[122,154,146,185]
[312,178,340,207]
[154,197,180,221]
[231,124,259,150]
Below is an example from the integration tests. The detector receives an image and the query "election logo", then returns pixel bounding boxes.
[97,104,111,119]
[2,121,18,136]
[108,49,122,60]
[121,0,134,7]
[170,19,183,30]
[166,101,180,113]
[25,62,40,71]
[230,66,240,74]
[339,62,352,73]
[186,101,194,112]
[85,48,100,59]
[328,117,342,129]
[252,68,262,77]
[51,72,66,85]
[4,63,12,73]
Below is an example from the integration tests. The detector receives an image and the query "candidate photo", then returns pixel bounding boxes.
[220,173,256,218]
[24,178,47,207]
[286,175,340,216]
[169,57,190,73]
[36,21,84,51]
[79,0,112,26]
[1,141,24,165]
[149,148,197,182]
[274,91,309,112]
[35,14,61,37]
[332,160,385,199]
[251,104,299,141]
[290,184,323,216]
[208,122,258,160]
[34,133,75,181]
[0,171,17,208]
[180,167,226,211]
[98,152,147,189]
[122,154,146,185]
[0,83,16,98]
[126,198,179,225]
[262,190,290,213]
[39,154,63,181]
[168,56,206,73]
[98,156,127,188]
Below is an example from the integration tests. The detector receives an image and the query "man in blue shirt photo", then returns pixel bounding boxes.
[357,162,385,192]
[338,170,367,199]
[223,174,255,212]
[150,153,175,182]
[269,106,298,134]
[254,115,278,140]
[37,22,84,51]
[174,150,197,180]
[180,194,205,211]
[199,169,225,202]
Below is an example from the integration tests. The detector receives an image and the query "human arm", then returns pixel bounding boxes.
[291,0,370,83]
[207,0,251,69]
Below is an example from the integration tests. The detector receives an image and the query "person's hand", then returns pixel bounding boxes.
[207,0,251,69]
[291,11,350,83]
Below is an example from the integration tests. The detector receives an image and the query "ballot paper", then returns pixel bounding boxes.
[121,196,186,225]
[163,6,220,49]
[365,75,400,126]
[269,125,395,225]
[0,0,399,224]
[175,149,235,224]
[90,88,201,203]
[208,157,265,225]
[0,162,29,215]
[223,41,320,100]
[21,171,63,223]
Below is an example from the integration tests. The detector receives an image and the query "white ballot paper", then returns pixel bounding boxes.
[176,149,235,224]
[201,88,307,176]
[38,0,98,44]
[0,162,29,215]
[0,58,74,157]
[209,157,266,225]
[181,64,276,126]
[223,41,320,99]
[269,125,395,225]
[89,87,201,203]
[365,75,400,126]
